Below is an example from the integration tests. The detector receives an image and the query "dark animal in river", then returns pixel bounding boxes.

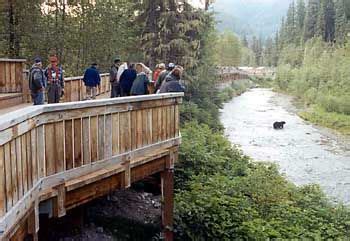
[273,121,286,129]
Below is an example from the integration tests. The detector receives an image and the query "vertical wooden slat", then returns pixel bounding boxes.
[157,107,162,142]
[90,116,98,162]
[15,138,23,199]
[175,105,179,137]
[162,107,167,141]
[37,125,46,178]
[73,118,82,168]
[55,121,65,172]
[4,143,12,211]
[0,62,5,92]
[45,124,56,176]
[82,117,91,165]
[136,110,142,148]
[170,105,175,138]
[130,111,137,150]
[30,129,38,184]
[21,135,28,194]
[104,114,112,159]
[64,120,73,170]
[26,133,32,189]
[142,109,148,146]
[120,112,131,153]
[10,63,16,92]
[0,146,6,216]
[147,109,153,145]
[98,115,105,159]
[152,107,159,143]
[10,140,18,204]
[112,113,120,155]
[167,106,172,140]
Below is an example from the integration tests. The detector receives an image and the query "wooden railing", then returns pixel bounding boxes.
[64,73,110,102]
[0,93,182,238]
[0,59,26,94]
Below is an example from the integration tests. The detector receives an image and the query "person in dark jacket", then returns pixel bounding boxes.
[83,63,101,100]
[130,63,150,96]
[159,66,185,93]
[155,63,175,91]
[29,57,46,105]
[120,63,137,96]
[110,58,121,98]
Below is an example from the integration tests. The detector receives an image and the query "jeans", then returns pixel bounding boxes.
[32,91,44,105]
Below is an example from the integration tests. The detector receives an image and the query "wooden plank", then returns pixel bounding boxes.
[90,116,98,162]
[45,123,56,176]
[55,121,65,172]
[104,114,112,159]
[82,117,91,165]
[4,143,12,211]
[162,107,167,141]
[0,62,5,92]
[147,109,152,145]
[112,113,120,156]
[10,63,16,92]
[10,140,18,205]
[142,109,147,146]
[0,146,6,216]
[15,63,22,92]
[26,133,32,189]
[64,120,73,170]
[16,137,23,199]
[37,125,46,178]
[152,107,159,143]
[21,135,28,194]
[119,112,131,153]
[98,115,105,160]
[136,110,142,148]
[73,118,82,168]
[174,105,179,137]
[170,105,175,138]
[30,129,38,184]
[131,111,137,150]
[167,106,172,140]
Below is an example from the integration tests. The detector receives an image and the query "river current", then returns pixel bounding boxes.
[220,88,350,204]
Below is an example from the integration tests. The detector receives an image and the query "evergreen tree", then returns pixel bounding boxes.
[324,0,336,42]
[335,0,348,44]
[296,0,306,44]
[304,0,320,41]
[285,1,297,44]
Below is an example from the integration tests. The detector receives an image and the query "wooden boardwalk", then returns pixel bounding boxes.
[0,93,183,241]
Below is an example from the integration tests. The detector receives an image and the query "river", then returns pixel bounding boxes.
[220,88,350,204]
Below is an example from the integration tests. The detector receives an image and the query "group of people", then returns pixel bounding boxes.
[83,58,185,100]
[29,56,65,105]
[29,56,185,105]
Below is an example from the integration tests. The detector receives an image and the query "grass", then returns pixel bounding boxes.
[299,105,350,135]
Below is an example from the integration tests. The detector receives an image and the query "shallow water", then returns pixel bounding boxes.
[220,88,350,204]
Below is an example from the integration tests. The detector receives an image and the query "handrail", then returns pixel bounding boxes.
[0,93,183,238]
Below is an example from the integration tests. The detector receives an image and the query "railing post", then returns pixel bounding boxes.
[161,147,178,241]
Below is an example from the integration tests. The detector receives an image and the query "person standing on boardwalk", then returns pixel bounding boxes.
[130,63,150,96]
[120,63,137,96]
[83,63,101,100]
[110,58,121,98]
[29,57,46,105]
[45,56,64,103]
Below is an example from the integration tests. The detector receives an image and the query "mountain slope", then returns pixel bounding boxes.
[214,0,293,38]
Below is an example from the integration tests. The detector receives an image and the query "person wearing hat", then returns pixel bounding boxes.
[45,56,64,103]
[110,58,121,98]
[29,57,46,105]
[155,62,175,92]
[83,63,101,100]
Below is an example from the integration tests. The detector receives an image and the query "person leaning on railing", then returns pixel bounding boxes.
[158,65,185,94]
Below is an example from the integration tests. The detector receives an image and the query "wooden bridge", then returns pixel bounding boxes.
[0,92,182,240]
